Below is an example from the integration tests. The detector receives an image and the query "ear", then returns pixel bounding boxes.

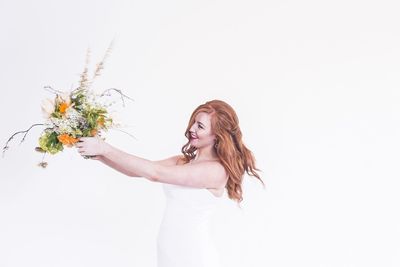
[214,137,219,148]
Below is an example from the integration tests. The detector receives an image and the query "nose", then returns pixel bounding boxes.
[189,123,196,133]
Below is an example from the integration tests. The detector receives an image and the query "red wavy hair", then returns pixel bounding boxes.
[181,100,264,204]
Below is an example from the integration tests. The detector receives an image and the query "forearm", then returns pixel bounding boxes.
[100,143,158,180]
[97,155,141,177]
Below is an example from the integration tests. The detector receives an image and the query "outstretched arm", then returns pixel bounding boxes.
[96,154,181,177]
[76,137,227,189]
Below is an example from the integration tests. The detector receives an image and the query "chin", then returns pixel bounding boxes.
[191,141,205,149]
[189,140,197,147]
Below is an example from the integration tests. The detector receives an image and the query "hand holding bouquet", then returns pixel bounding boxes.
[75,136,109,160]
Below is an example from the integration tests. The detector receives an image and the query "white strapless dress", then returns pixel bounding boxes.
[156,183,224,267]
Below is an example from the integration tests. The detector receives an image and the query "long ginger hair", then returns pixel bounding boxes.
[181,100,264,204]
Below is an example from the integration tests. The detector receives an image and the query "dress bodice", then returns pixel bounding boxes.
[161,183,224,228]
[162,183,224,205]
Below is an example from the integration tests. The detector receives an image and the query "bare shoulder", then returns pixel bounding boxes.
[191,160,228,186]
[196,160,226,173]
[154,155,184,166]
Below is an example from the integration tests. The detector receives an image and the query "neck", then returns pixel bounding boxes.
[195,145,218,161]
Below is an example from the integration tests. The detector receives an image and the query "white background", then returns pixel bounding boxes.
[0,0,399,266]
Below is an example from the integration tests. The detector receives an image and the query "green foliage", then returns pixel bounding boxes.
[71,89,87,111]
[39,131,64,154]
[84,108,106,128]
[51,111,63,119]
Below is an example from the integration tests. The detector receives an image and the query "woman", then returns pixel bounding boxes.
[76,99,264,267]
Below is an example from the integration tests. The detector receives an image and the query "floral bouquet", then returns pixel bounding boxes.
[2,42,133,168]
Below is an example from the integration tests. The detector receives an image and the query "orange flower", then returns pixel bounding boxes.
[97,116,105,127]
[59,102,69,113]
[57,134,78,147]
[90,129,98,136]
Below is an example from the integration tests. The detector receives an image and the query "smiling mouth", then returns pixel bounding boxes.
[190,133,198,140]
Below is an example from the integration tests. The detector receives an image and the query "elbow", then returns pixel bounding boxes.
[127,172,156,181]
[127,172,138,178]
[147,175,158,182]
[148,164,164,182]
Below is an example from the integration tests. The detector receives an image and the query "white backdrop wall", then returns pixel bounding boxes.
[0,0,399,266]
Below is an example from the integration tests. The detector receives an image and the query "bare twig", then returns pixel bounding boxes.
[100,87,134,107]
[111,128,138,140]
[38,152,48,168]
[44,86,64,95]
[2,123,45,157]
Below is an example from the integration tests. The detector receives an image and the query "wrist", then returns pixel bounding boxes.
[101,141,112,157]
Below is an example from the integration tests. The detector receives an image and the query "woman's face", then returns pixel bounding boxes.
[189,112,216,149]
